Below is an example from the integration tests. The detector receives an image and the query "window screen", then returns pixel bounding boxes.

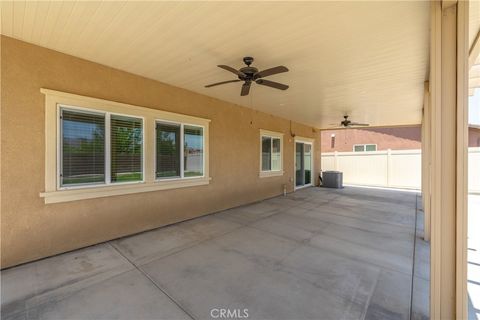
[156,122,181,178]
[61,109,105,186]
[184,125,203,177]
[111,115,143,183]
[262,137,272,171]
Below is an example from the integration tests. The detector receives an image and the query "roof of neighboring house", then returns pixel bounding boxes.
[470,124,480,130]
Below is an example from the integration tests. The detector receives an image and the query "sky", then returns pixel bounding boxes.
[470,88,480,126]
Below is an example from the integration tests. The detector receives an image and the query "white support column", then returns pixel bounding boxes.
[455,1,469,318]
[422,81,431,241]
[429,1,469,319]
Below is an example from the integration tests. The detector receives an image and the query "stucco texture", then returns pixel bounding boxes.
[0,36,321,268]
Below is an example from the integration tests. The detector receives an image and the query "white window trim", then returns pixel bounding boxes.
[353,144,377,152]
[259,129,284,178]
[40,88,210,204]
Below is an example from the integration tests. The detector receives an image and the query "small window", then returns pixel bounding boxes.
[353,144,377,152]
[156,121,204,179]
[61,109,105,186]
[353,145,365,152]
[111,115,143,183]
[260,130,283,175]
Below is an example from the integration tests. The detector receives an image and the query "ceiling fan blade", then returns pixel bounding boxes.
[205,79,242,88]
[241,82,251,96]
[218,65,246,77]
[254,66,289,79]
[255,79,289,90]
[350,122,370,127]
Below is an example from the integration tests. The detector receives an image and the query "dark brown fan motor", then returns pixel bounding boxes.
[339,115,369,128]
[205,57,289,96]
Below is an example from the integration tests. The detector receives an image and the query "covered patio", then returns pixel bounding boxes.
[2,0,478,318]
[1,187,428,320]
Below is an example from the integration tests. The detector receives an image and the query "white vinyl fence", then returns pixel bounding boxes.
[470,148,480,193]
[321,148,480,193]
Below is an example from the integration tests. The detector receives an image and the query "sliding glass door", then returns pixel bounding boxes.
[295,141,313,188]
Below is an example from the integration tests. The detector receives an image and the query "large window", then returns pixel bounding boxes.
[156,122,204,179]
[60,107,143,187]
[353,144,377,152]
[260,130,283,177]
[42,89,210,203]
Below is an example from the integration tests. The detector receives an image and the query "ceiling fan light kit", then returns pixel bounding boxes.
[205,57,289,96]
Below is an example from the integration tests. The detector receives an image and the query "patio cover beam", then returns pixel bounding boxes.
[428,1,469,319]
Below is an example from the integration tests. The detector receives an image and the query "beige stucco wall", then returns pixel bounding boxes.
[0,36,321,269]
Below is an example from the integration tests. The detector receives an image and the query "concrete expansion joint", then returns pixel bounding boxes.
[108,243,197,320]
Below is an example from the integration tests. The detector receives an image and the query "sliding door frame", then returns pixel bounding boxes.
[294,136,314,190]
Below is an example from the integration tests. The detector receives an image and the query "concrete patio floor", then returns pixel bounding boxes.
[1,187,428,320]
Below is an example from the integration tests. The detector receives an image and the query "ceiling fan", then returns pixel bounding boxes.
[205,57,289,96]
[333,115,370,128]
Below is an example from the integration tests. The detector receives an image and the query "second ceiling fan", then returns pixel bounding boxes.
[205,57,289,96]
[334,115,370,128]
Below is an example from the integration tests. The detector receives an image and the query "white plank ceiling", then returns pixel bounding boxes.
[1,1,432,128]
